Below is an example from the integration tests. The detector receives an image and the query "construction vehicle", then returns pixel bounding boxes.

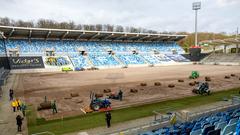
[192,82,211,95]
[89,92,111,111]
[62,67,73,72]
[189,71,200,79]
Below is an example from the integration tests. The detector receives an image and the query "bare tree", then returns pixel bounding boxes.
[0,17,12,26]
[83,24,90,30]
[0,17,166,34]
[68,21,75,29]
[15,20,34,27]
[95,24,102,31]
[130,27,139,33]
[76,24,83,30]
[106,24,114,32]
[115,25,124,32]
[89,24,95,31]
[37,19,56,28]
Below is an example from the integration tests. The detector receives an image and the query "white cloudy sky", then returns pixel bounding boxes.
[0,0,239,33]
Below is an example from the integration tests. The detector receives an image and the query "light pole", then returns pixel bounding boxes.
[192,2,201,47]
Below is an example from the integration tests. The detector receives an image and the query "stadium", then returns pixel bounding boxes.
[0,1,240,135]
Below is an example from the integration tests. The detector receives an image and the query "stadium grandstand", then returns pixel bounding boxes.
[0,25,191,71]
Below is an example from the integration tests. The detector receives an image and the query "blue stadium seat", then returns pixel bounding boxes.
[89,54,119,67]
[229,118,238,125]
[116,54,145,65]
[190,129,202,135]
[4,39,189,68]
[221,123,237,135]
[139,107,240,135]
[216,122,227,131]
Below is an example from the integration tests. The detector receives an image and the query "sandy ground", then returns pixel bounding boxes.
[13,64,240,120]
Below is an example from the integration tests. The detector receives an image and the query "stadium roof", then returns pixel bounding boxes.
[0,25,186,42]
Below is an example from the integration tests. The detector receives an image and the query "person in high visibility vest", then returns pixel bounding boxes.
[170,113,177,125]
[16,99,21,111]
[11,100,17,112]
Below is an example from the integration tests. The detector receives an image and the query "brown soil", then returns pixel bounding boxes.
[14,64,240,120]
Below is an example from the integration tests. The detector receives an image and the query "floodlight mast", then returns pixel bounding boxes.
[192,2,201,47]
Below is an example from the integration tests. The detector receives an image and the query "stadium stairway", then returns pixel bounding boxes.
[139,54,151,65]
[85,55,94,68]
[201,53,240,65]
[112,54,125,67]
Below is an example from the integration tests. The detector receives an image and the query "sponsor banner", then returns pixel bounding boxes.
[42,56,74,70]
[9,56,45,69]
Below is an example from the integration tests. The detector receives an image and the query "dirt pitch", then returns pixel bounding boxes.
[13,64,240,120]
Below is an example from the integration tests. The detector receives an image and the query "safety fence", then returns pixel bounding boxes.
[182,96,240,122]
[105,96,240,135]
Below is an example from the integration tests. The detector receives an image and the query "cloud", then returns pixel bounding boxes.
[0,0,239,33]
[216,0,240,7]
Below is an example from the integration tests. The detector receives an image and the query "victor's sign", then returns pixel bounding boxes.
[9,56,45,69]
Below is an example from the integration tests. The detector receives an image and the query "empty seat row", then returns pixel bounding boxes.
[88,54,119,67]
[5,40,185,54]
[140,108,240,135]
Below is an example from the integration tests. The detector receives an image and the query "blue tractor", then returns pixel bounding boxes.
[90,92,111,111]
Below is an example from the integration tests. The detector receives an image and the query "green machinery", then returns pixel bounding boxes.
[62,67,73,72]
[189,71,199,79]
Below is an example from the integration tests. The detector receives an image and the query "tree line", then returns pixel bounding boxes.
[0,17,161,33]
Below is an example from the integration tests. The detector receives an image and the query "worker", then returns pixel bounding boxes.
[21,103,27,117]
[118,90,123,101]
[11,100,17,112]
[9,89,14,101]
[51,100,58,114]
[16,99,21,111]
[16,114,24,132]
[170,113,177,125]
[105,111,112,128]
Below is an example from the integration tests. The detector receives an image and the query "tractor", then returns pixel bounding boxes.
[189,71,200,79]
[192,82,211,95]
[89,92,111,111]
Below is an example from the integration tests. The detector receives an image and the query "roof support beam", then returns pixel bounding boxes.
[152,36,170,42]
[89,32,100,40]
[61,31,69,40]
[115,34,127,40]
[138,35,150,41]
[8,28,15,38]
[0,32,6,39]
[150,36,161,41]
[102,33,114,40]
[45,31,51,40]
[128,34,139,40]
[162,36,171,42]
[28,30,32,39]
[76,32,85,40]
